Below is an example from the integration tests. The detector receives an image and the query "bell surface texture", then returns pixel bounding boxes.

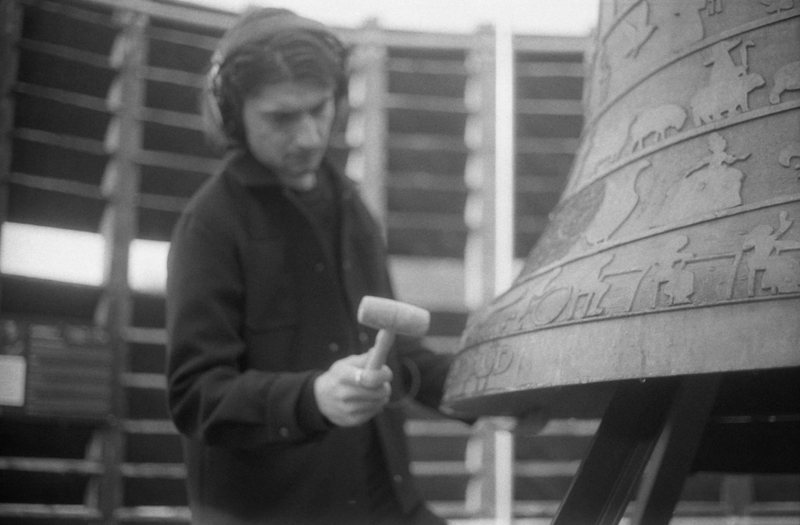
[443,0,800,417]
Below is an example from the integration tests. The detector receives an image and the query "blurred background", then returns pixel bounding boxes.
[1,0,598,291]
[1,1,798,524]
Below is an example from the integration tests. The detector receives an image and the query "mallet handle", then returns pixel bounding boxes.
[365,329,395,370]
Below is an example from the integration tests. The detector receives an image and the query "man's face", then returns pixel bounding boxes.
[241,81,337,190]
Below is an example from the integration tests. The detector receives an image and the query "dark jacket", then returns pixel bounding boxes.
[166,151,452,524]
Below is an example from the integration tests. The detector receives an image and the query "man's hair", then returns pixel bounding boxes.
[202,8,349,148]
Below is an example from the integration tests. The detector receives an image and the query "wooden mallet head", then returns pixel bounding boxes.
[357,296,430,369]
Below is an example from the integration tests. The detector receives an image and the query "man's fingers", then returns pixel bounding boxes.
[349,365,392,389]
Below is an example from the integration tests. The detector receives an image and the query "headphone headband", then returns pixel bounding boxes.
[213,11,339,67]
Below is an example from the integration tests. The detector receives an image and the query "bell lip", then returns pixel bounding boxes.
[442,297,800,418]
[441,366,800,420]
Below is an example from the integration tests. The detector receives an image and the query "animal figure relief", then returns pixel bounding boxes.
[656,133,748,225]
[585,160,651,245]
[690,40,765,126]
[742,211,800,295]
[649,235,696,307]
[618,1,657,59]
[778,142,800,172]
[760,0,794,14]
[770,60,800,104]
[628,104,687,153]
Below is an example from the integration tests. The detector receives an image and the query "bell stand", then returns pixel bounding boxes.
[551,367,800,525]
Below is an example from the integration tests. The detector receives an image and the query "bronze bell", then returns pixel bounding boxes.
[442,1,800,417]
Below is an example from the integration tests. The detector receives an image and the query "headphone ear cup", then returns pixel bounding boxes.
[201,66,229,149]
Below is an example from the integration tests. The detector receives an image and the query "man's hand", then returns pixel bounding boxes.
[314,352,393,427]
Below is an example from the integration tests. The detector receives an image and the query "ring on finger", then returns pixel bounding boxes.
[355,369,363,386]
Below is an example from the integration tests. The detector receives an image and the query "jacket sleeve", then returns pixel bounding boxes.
[394,336,455,410]
[165,212,329,449]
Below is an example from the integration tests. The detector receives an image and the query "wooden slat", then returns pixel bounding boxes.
[405,419,473,437]
[388,57,466,75]
[517,99,584,116]
[388,172,465,191]
[137,191,189,213]
[411,461,469,477]
[139,106,203,130]
[120,462,185,479]
[125,326,166,345]
[22,0,115,27]
[0,503,101,519]
[143,64,204,89]
[516,176,569,195]
[114,505,191,522]
[20,37,111,69]
[515,460,581,478]
[517,137,580,155]
[123,419,178,435]
[10,171,103,199]
[15,81,109,112]
[78,0,236,31]
[388,211,465,232]
[13,127,106,155]
[0,457,103,474]
[517,61,586,78]
[389,133,466,153]
[145,22,218,51]
[387,93,465,113]
[134,149,220,174]
[122,372,166,389]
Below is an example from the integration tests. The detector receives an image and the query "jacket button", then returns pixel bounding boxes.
[314,262,325,273]
[279,427,290,438]
[359,332,369,344]
[328,342,340,353]
[393,474,403,484]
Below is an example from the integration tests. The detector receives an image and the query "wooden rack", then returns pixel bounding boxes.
[2,0,795,523]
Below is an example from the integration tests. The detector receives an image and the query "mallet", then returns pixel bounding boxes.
[357,296,430,370]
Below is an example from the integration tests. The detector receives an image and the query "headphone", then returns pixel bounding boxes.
[203,8,348,148]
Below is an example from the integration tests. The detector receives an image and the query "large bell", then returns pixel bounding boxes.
[443,1,800,417]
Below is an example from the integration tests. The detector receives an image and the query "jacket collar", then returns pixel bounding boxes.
[223,149,282,188]
[222,148,356,200]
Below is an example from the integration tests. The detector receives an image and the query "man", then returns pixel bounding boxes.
[165,7,453,525]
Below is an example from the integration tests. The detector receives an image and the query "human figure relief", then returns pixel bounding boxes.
[585,160,651,245]
[742,211,800,295]
[703,0,724,15]
[690,40,765,126]
[564,255,615,320]
[770,60,800,104]
[595,48,612,106]
[618,1,657,59]
[759,0,794,14]
[616,0,640,15]
[656,133,749,225]
[649,235,696,307]
[707,39,751,85]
